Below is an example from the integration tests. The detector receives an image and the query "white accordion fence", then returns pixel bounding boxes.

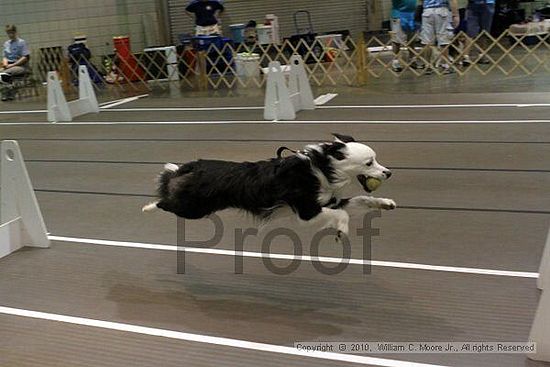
[47,65,100,123]
[264,55,315,121]
[0,141,49,260]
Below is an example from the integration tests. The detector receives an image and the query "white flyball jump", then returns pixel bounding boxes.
[0,141,49,260]
[47,65,100,123]
[264,55,315,121]
[528,225,550,362]
[537,227,550,291]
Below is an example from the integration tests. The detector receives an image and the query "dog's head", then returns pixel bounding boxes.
[314,133,392,193]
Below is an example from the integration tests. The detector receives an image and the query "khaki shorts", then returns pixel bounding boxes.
[195,24,222,36]
[420,7,454,46]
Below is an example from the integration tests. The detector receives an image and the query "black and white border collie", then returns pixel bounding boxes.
[142,133,396,236]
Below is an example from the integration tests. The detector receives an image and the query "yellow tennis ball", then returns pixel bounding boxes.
[366,177,382,191]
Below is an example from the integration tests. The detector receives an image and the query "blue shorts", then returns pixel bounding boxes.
[397,11,416,33]
[390,11,417,44]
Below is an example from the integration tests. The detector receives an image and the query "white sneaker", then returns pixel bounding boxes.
[0,73,10,84]
[461,55,471,66]
[410,58,425,69]
[440,63,454,74]
[391,59,403,72]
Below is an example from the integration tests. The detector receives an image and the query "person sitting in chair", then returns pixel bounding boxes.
[1,25,30,101]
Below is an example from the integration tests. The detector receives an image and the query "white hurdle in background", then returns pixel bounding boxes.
[264,55,315,121]
[528,224,550,362]
[537,227,550,290]
[47,65,100,123]
[0,141,49,259]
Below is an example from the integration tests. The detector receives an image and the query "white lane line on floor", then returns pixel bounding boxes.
[69,103,550,111]
[83,103,550,112]
[0,306,446,367]
[101,97,141,109]
[100,94,149,109]
[0,96,148,115]
[49,235,539,279]
[275,120,550,124]
[0,121,264,125]
[320,103,550,109]
[2,102,550,115]
[314,93,339,105]
[112,106,263,111]
[100,100,121,107]
[2,119,550,126]
[99,97,132,107]
[517,104,550,107]
[0,110,47,114]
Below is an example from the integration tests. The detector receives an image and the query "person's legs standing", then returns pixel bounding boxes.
[476,3,494,63]
[391,12,420,71]
[420,8,436,74]
[400,11,424,69]
[463,5,479,64]
[465,3,492,64]
[434,7,454,73]
[390,17,407,71]
[454,8,471,65]
[466,4,481,38]
[480,3,495,32]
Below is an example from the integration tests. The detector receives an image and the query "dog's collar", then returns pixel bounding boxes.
[277,146,311,159]
[277,146,298,158]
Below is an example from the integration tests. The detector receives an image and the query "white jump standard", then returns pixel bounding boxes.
[0,140,49,259]
[528,224,550,362]
[264,55,315,121]
[47,65,100,123]
[537,226,550,291]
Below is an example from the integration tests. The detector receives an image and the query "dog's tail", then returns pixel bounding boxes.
[164,163,179,172]
[142,163,180,213]
[157,163,179,198]
[142,201,159,212]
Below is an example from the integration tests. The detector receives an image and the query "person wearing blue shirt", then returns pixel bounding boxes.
[390,0,424,71]
[1,25,30,101]
[419,0,460,74]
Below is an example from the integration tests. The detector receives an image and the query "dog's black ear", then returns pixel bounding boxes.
[332,133,356,143]
[326,141,347,160]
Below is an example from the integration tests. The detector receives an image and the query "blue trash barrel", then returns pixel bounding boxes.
[230,24,246,43]
[192,36,234,75]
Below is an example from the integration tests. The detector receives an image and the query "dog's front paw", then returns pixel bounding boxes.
[335,214,350,236]
[324,210,350,235]
[378,198,397,210]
